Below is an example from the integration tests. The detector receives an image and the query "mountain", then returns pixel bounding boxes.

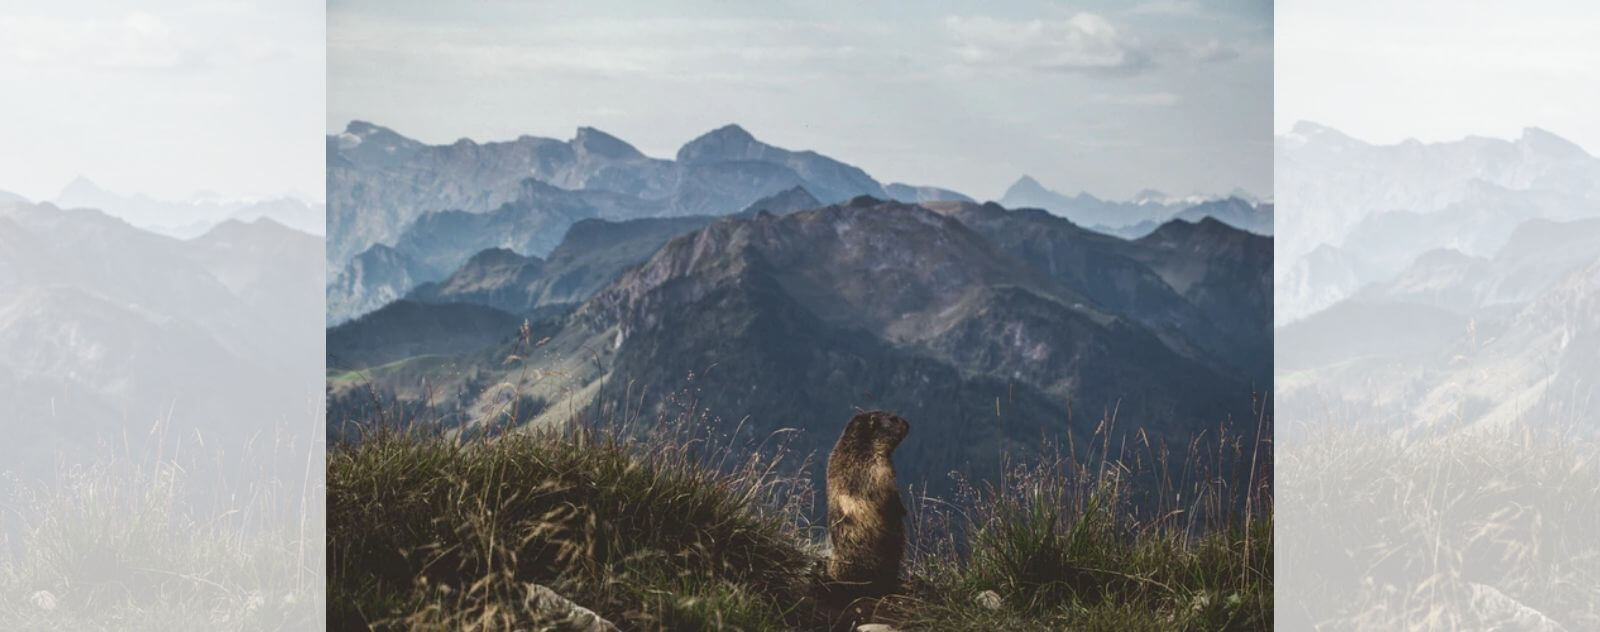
[1000,175,1072,210]
[884,182,974,204]
[1278,215,1600,430]
[674,124,885,203]
[327,121,672,268]
[1275,122,1600,324]
[327,244,436,326]
[327,123,890,322]
[1,200,322,474]
[410,214,720,316]
[737,186,822,215]
[227,196,326,235]
[921,203,1272,382]
[55,176,323,238]
[327,300,523,371]
[330,198,1266,496]
[328,122,885,269]
[998,175,1221,229]
[1172,198,1273,235]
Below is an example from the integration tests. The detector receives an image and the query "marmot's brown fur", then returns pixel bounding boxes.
[824,410,910,596]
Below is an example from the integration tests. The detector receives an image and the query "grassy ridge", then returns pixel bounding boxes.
[328,410,1272,631]
[1277,422,1600,629]
[0,428,324,629]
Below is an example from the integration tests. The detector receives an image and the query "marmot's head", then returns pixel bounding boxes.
[839,410,910,457]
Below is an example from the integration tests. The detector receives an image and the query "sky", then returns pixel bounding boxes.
[1277,0,1600,153]
[328,0,1272,201]
[0,0,324,203]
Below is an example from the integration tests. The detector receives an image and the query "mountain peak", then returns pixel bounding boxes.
[706,123,754,142]
[572,126,644,159]
[1133,188,1169,204]
[676,124,761,163]
[1517,126,1591,159]
[1005,175,1052,198]
[737,185,821,216]
[343,120,390,136]
[60,175,104,197]
[1289,120,1341,137]
[464,246,533,268]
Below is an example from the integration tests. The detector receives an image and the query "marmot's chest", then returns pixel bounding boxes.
[830,459,900,531]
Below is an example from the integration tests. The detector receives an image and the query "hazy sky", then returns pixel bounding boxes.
[1277,0,1600,153]
[0,0,323,203]
[329,0,1272,201]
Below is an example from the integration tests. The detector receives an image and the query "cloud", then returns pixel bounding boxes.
[331,17,874,83]
[0,12,193,71]
[943,13,1153,76]
[1184,38,1239,63]
[1130,0,1203,16]
[1091,92,1182,106]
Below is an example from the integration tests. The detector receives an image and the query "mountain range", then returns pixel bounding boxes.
[0,196,323,475]
[328,192,1271,497]
[999,175,1270,235]
[1275,122,1600,325]
[53,176,324,238]
[327,123,1272,325]
[1276,123,1600,431]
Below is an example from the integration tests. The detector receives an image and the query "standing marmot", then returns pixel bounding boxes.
[825,410,910,596]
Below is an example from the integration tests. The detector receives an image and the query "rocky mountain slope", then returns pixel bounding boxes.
[1278,213,1600,430]
[326,124,889,323]
[1275,122,1600,324]
[1,198,323,474]
[329,197,1267,494]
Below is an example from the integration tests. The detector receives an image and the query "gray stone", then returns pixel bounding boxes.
[523,583,620,632]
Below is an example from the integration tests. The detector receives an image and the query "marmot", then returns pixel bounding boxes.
[825,410,910,596]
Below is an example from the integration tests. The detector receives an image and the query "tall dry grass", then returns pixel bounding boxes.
[328,392,1273,631]
[0,418,325,630]
[1277,420,1600,630]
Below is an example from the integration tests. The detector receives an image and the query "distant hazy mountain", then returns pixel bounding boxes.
[921,202,1271,382]
[395,187,828,323]
[327,244,436,327]
[736,185,822,215]
[326,123,892,322]
[1000,175,1193,228]
[1279,212,1600,430]
[54,176,324,238]
[884,182,975,204]
[0,200,322,474]
[409,215,718,316]
[327,122,885,270]
[329,197,1268,496]
[675,124,885,203]
[1172,198,1273,235]
[1275,122,1600,324]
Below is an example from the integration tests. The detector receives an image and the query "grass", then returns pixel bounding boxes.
[328,402,1272,631]
[0,422,324,630]
[1276,421,1600,630]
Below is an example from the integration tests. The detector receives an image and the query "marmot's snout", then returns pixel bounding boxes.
[877,414,909,450]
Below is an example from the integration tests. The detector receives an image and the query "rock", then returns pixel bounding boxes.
[1467,582,1568,632]
[523,583,620,632]
[29,590,57,611]
[974,589,1003,610]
